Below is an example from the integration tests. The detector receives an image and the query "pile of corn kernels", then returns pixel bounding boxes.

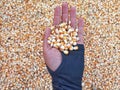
[48,22,79,55]
[0,0,120,90]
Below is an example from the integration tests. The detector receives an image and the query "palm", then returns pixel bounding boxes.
[48,48,61,60]
[43,2,84,72]
[43,46,62,71]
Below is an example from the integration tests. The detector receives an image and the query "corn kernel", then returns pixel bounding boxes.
[60,22,67,27]
[73,46,78,50]
[73,42,77,45]
[60,45,65,50]
[63,50,69,55]
[56,43,61,47]
[76,28,78,32]
[57,39,60,42]
[48,40,51,44]
[55,28,59,34]
[51,39,55,43]
[51,26,55,30]
[69,46,74,50]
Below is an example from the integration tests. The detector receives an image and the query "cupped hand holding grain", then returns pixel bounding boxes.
[43,2,84,72]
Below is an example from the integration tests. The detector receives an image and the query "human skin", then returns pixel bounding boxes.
[43,2,84,72]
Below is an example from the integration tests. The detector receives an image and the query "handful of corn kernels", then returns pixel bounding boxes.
[48,22,79,55]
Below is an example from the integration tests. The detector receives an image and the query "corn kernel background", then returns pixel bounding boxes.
[0,0,119,90]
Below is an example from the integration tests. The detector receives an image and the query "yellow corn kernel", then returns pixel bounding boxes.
[63,36,67,39]
[66,43,71,48]
[76,28,78,32]
[68,37,72,41]
[69,46,73,50]
[48,37,51,40]
[60,45,65,50]
[68,25,71,29]
[70,41,74,44]
[63,50,69,55]
[48,40,51,44]
[73,42,77,45]
[55,28,59,34]
[65,25,67,29]
[50,43,54,47]
[51,39,55,43]
[62,28,66,32]
[73,46,78,50]
[51,30,55,34]
[64,39,67,44]
[51,26,55,30]
[53,44,58,48]
[56,43,61,47]
[60,34,64,38]
[60,22,67,27]
[59,29,63,33]
[73,32,78,36]
[57,39,60,42]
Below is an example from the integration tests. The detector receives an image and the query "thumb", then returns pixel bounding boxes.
[77,18,84,45]
[43,27,51,50]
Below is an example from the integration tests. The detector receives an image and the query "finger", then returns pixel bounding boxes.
[70,6,76,28]
[43,27,51,50]
[53,6,61,25]
[62,2,68,22]
[77,18,84,44]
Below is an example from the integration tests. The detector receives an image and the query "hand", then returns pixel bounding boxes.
[43,2,84,72]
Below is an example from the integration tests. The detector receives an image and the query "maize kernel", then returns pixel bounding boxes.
[63,50,69,55]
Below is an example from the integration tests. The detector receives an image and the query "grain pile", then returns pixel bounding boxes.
[0,0,120,90]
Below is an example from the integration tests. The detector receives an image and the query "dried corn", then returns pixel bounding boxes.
[48,22,79,55]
